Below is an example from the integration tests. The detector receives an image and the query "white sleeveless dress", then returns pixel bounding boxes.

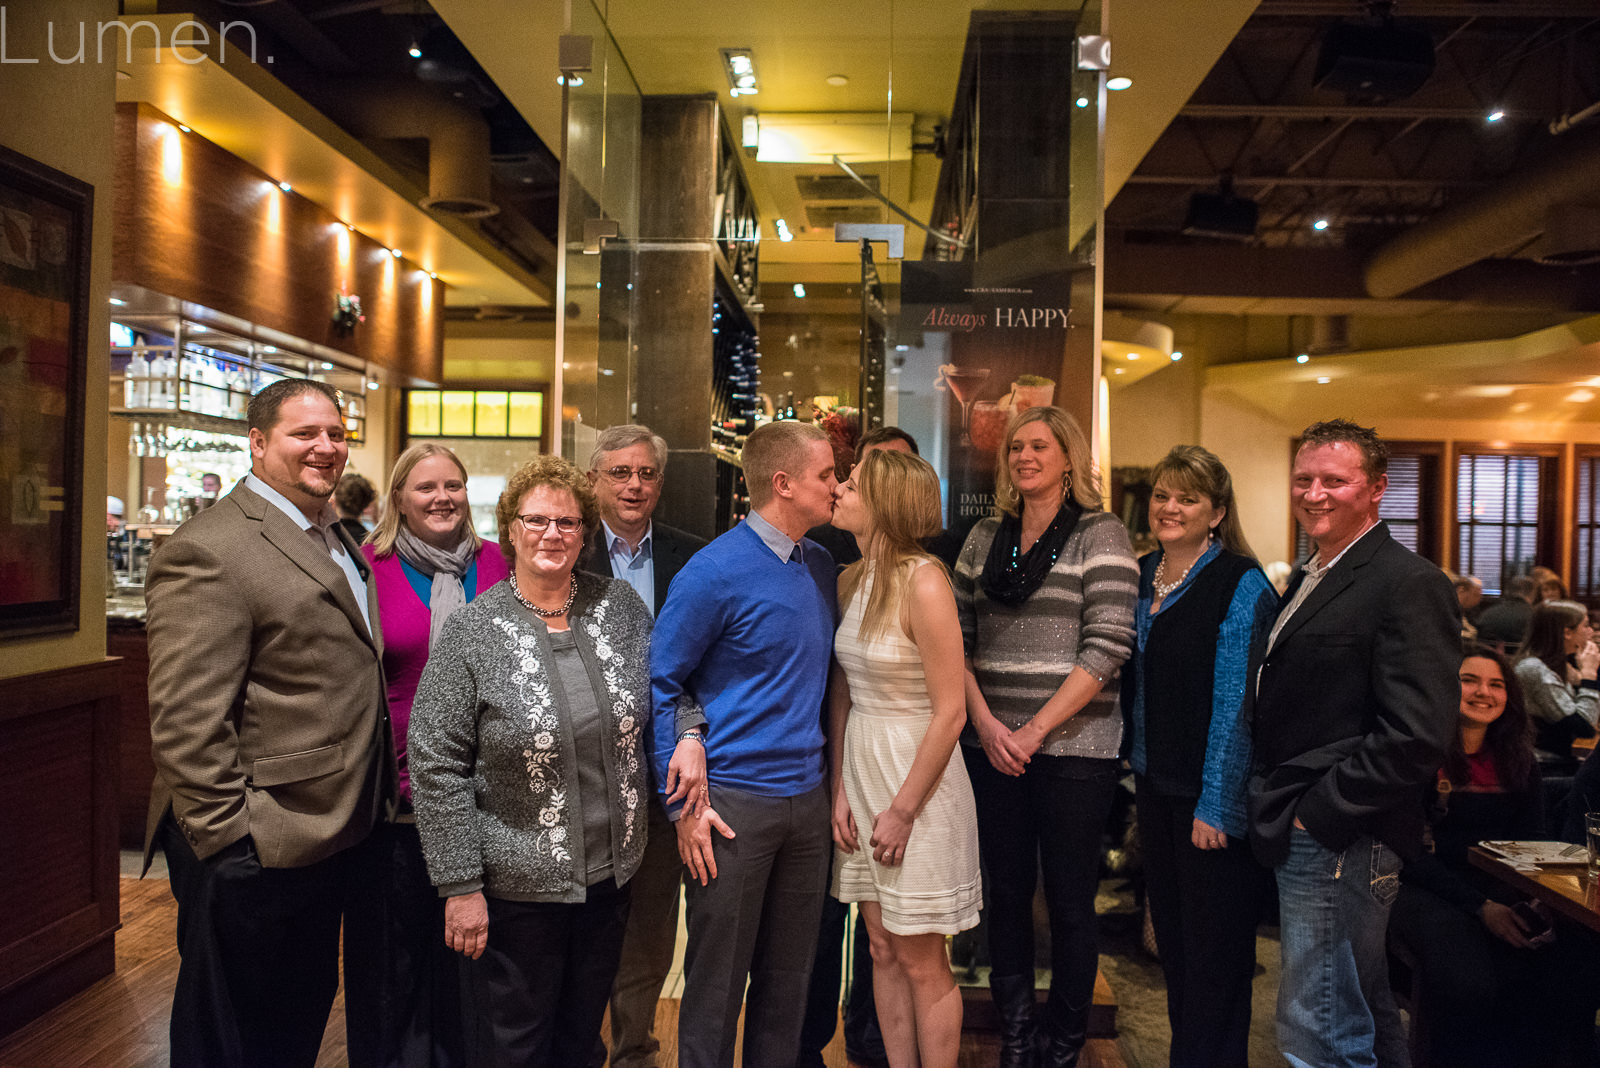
[830,563,982,935]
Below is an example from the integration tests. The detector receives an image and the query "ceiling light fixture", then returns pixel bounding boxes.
[793,283,806,298]
[1170,351,1183,361]
[775,218,794,242]
[1296,353,1310,363]
[1316,376,1331,384]
[1075,97,1090,108]
[826,74,848,87]
[176,124,192,133]
[722,48,758,97]
[390,248,402,258]
[1313,218,1330,231]
[1486,109,1505,123]
[277,181,291,192]
[109,296,127,306]
[408,41,422,59]
[1107,76,1132,91]
[1126,352,1141,360]
[557,74,584,87]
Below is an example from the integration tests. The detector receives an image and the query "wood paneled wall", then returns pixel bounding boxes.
[112,103,443,383]
[0,658,121,1039]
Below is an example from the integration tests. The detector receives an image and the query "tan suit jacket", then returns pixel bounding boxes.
[143,480,396,869]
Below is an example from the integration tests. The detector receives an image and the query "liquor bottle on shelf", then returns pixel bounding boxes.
[125,351,148,408]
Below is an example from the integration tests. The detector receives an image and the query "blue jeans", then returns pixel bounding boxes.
[1275,828,1410,1068]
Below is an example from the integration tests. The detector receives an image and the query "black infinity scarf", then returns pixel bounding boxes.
[979,499,1083,607]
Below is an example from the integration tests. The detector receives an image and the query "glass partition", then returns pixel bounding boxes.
[556,1,643,462]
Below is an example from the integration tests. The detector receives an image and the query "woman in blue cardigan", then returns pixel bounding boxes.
[1121,445,1277,1068]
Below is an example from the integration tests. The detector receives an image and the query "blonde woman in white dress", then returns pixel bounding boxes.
[828,448,982,1068]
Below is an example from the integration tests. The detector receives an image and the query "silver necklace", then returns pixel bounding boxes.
[1153,550,1201,600]
[510,572,576,618]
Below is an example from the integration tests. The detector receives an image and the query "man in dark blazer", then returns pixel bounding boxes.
[1249,419,1458,1068]
[144,379,396,1068]
[582,423,707,1068]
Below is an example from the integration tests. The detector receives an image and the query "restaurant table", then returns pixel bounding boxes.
[1468,845,1600,935]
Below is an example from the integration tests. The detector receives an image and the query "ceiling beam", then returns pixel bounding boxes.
[1180,104,1530,120]
[1258,2,1600,16]
[1123,175,1487,188]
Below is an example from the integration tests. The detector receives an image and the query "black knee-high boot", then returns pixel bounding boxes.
[989,973,1038,1068]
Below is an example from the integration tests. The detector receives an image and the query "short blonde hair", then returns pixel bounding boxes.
[742,420,828,509]
[993,406,1101,516]
[368,443,481,557]
[495,455,599,566]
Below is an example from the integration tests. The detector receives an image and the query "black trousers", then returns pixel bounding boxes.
[160,814,378,1068]
[343,820,465,1068]
[798,893,884,1068]
[1136,784,1267,1068]
[459,879,631,1068]
[1391,882,1600,1068]
[964,749,1117,1027]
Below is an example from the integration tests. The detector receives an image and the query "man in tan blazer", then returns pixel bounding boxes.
[145,378,395,1068]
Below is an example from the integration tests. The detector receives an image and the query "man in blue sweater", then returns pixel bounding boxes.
[651,420,840,1068]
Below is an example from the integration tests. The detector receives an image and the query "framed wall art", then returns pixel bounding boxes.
[0,143,92,638]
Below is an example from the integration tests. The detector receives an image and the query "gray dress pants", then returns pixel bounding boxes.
[677,783,832,1068]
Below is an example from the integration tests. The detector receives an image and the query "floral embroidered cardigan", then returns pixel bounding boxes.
[410,572,653,902]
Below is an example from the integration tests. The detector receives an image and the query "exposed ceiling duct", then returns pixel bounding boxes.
[321,78,500,219]
[1363,127,1600,299]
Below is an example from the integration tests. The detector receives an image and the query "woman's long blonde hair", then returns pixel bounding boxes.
[838,449,945,641]
[367,443,482,557]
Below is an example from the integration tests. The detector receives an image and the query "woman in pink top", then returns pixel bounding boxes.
[351,443,508,1068]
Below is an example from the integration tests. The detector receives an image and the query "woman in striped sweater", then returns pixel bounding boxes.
[954,406,1138,1068]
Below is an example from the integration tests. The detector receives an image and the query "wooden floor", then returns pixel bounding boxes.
[0,877,1127,1068]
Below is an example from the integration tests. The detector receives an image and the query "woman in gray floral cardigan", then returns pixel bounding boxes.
[410,455,654,1066]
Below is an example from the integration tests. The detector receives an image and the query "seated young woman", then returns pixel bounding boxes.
[1389,644,1600,1067]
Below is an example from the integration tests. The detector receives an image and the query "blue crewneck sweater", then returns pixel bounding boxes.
[651,519,837,814]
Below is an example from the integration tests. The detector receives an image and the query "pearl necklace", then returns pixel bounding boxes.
[510,572,576,618]
[1153,549,1202,600]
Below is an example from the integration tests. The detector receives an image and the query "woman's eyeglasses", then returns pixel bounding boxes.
[515,514,583,536]
[599,465,660,484]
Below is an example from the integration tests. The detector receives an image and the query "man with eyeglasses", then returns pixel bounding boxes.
[582,424,706,1068]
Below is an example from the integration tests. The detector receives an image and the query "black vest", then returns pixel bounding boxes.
[1129,549,1259,798]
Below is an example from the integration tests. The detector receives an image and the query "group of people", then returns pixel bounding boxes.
[142,376,1594,1068]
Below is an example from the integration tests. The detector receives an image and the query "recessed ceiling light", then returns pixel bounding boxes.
[722,48,758,97]
[1296,353,1310,364]
[826,74,848,87]
[793,283,806,298]
[1313,218,1330,231]
[320,361,333,369]
[1486,109,1505,123]
[408,42,422,59]
[176,124,192,134]
[390,248,401,258]
[1316,376,1331,384]
[1125,351,1140,360]
[109,297,127,306]
[1113,367,1125,375]
[278,181,291,192]
[1107,76,1133,91]
[1075,97,1090,108]
[1170,351,1183,361]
